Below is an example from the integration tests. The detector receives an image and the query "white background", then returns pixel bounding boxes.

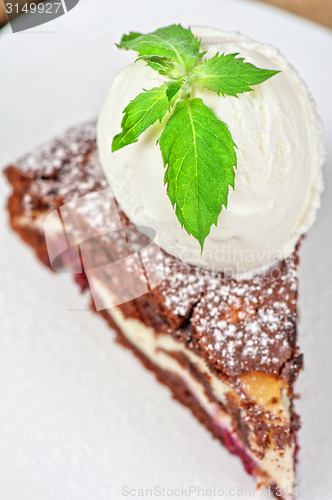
[0,0,331,499]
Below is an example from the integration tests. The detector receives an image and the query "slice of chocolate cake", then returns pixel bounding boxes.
[4,122,302,499]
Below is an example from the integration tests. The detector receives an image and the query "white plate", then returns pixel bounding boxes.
[1,1,332,499]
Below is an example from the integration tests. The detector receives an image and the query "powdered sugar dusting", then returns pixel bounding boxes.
[12,122,108,212]
[191,256,298,376]
[159,255,221,318]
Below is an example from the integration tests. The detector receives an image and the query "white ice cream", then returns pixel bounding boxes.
[97,27,325,277]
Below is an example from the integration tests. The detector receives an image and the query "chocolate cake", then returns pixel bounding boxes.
[4,122,302,499]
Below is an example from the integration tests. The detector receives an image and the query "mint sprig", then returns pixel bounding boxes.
[112,24,279,249]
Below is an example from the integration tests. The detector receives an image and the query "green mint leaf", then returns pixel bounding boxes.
[137,55,183,79]
[194,52,280,97]
[118,24,203,73]
[120,32,141,43]
[112,84,169,152]
[159,98,237,250]
[166,80,183,105]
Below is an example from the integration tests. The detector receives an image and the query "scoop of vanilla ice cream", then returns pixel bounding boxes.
[97,27,324,277]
